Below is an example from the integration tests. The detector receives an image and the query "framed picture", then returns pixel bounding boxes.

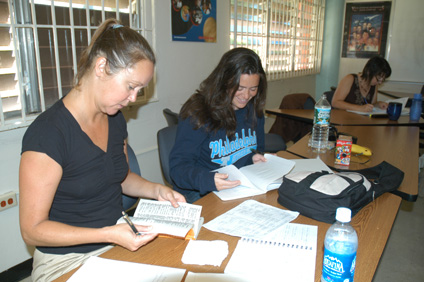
[342,1,392,58]
[171,0,217,43]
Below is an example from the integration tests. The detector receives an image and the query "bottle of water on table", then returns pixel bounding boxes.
[409,93,422,121]
[311,93,331,150]
[321,207,358,282]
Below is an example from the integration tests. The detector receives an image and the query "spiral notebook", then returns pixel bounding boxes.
[225,223,318,282]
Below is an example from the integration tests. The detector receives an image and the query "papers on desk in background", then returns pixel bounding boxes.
[289,158,333,175]
[347,97,409,116]
[67,256,185,282]
[212,154,295,201]
[203,199,299,238]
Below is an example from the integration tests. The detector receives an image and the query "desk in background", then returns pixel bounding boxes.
[287,125,419,201]
[265,108,424,126]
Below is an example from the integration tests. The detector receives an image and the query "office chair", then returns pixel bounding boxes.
[264,133,287,152]
[269,93,316,143]
[163,108,179,126]
[161,107,283,152]
[122,144,140,211]
[157,125,178,187]
[323,90,335,107]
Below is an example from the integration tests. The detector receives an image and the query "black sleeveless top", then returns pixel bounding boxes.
[344,74,376,105]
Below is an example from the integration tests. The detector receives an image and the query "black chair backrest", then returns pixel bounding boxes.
[122,144,140,210]
[163,108,179,126]
[323,90,335,107]
[304,96,315,109]
[157,125,178,186]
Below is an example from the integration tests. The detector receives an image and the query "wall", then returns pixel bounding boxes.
[315,0,345,100]
[0,1,319,272]
[338,0,424,93]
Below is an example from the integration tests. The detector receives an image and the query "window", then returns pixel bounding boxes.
[230,0,325,80]
[0,0,154,131]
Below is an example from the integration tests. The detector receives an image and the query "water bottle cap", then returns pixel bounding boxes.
[335,207,352,223]
[414,93,422,100]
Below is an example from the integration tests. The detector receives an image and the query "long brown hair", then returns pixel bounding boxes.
[74,18,155,87]
[180,48,267,137]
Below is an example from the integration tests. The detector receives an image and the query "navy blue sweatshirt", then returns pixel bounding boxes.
[169,106,265,202]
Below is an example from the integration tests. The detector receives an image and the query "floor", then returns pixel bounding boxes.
[372,169,424,282]
[15,159,424,282]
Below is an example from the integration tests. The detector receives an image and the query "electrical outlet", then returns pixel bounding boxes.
[0,191,17,211]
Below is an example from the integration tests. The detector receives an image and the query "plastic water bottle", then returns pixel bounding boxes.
[409,93,422,121]
[321,207,358,282]
[311,94,331,150]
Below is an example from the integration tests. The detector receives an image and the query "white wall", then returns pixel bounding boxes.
[0,1,317,272]
[338,0,424,93]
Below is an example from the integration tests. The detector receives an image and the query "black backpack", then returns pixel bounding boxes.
[277,161,404,223]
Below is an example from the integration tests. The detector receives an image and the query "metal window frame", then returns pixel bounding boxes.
[0,0,155,132]
[230,0,325,81]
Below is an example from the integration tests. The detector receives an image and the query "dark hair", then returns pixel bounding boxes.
[74,18,156,87]
[361,56,391,83]
[180,47,267,137]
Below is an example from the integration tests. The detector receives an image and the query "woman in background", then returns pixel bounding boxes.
[169,48,267,203]
[332,56,392,112]
[19,19,185,281]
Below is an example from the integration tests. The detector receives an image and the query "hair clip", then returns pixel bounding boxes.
[112,24,123,29]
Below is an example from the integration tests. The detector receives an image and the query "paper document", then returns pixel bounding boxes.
[213,154,295,201]
[225,223,318,282]
[203,199,299,238]
[117,199,203,240]
[289,158,333,175]
[185,272,256,282]
[67,256,185,282]
[347,97,409,116]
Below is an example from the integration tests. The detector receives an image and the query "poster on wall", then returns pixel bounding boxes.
[171,0,217,42]
[342,1,391,58]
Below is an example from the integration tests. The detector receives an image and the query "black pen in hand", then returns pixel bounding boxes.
[122,211,140,235]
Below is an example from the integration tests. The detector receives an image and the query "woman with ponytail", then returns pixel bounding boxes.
[19,19,185,281]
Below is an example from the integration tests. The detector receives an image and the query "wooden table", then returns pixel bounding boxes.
[265,108,424,126]
[287,126,419,201]
[54,147,411,282]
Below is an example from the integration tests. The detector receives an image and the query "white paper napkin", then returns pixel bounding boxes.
[181,240,229,266]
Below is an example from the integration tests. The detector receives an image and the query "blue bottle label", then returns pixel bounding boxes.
[322,248,356,282]
[314,108,330,125]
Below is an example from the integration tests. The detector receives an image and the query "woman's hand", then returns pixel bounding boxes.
[359,104,374,112]
[156,185,186,207]
[214,173,241,191]
[107,223,158,252]
[252,153,267,164]
[375,101,388,110]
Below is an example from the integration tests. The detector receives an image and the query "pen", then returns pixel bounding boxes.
[363,97,368,104]
[250,148,264,155]
[122,211,140,235]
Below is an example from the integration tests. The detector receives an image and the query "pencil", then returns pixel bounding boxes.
[122,211,139,235]
[363,97,368,104]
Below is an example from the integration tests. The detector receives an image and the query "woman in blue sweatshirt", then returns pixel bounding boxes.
[169,48,267,203]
